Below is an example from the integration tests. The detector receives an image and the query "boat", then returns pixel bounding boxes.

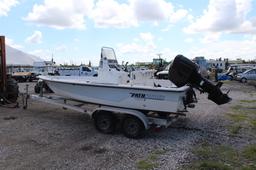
[39,47,195,114]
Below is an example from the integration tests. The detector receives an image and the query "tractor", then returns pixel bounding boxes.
[0,36,19,104]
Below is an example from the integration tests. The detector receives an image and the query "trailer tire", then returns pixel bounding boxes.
[34,84,40,94]
[44,83,53,93]
[6,78,19,103]
[122,116,145,139]
[94,112,115,134]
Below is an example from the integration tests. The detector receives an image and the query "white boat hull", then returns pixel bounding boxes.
[42,77,189,113]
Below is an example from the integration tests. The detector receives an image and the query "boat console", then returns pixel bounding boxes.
[168,55,231,105]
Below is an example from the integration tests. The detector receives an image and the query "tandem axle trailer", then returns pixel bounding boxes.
[22,84,185,139]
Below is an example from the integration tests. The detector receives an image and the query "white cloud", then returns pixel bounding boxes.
[139,32,154,42]
[161,25,173,32]
[0,0,19,16]
[118,42,155,55]
[118,32,156,57]
[26,31,42,44]
[53,44,67,52]
[131,0,188,23]
[5,38,23,49]
[131,0,173,21]
[73,38,80,42]
[90,0,188,28]
[24,0,188,29]
[169,9,188,23]
[30,49,50,59]
[184,38,194,43]
[188,39,256,60]
[90,0,137,28]
[200,32,221,44]
[184,0,256,34]
[24,0,94,29]
[161,48,177,59]
[252,35,256,41]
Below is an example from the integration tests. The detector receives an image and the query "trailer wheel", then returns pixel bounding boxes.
[34,83,40,94]
[6,78,19,103]
[122,116,145,139]
[94,112,115,134]
[44,83,53,93]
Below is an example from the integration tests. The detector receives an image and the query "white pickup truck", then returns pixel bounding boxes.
[56,66,98,77]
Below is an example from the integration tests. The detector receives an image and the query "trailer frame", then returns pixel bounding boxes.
[22,84,184,138]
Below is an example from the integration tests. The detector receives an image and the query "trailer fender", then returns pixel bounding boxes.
[92,106,149,129]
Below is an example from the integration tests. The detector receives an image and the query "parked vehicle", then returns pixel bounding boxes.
[227,65,255,79]
[56,66,98,76]
[236,68,256,83]
[155,63,170,79]
[0,36,19,104]
[12,72,37,82]
[217,73,232,81]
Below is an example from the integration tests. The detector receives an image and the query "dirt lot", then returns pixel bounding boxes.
[0,81,255,170]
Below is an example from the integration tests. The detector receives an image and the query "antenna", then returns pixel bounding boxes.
[156,53,162,59]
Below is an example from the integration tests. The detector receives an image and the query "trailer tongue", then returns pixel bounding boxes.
[168,54,231,105]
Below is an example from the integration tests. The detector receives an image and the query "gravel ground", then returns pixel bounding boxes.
[0,81,255,170]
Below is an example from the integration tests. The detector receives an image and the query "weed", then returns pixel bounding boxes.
[193,160,231,170]
[231,105,243,110]
[240,100,256,103]
[193,145,213,159]
[136,149,167,170]
[228,125,242,134]
[194,144,238,163]
[250,120,256,128]
[227,113,247,122]
[137,160,156,170]
[242,144,256,161]
[241,164,256,170]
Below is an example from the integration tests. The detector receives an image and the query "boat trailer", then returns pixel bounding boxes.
[22,84,185,139]
[21,54,231,139]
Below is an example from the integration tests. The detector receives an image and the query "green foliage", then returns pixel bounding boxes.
[136,149,167,170]
[227,113,247,122]
[193,161,231,170]
[189,144,256,170]
[137,160,156,170]
[250,120,256,128]
[228,125,242,134]
[240,100,256,103]
[242,144,256,161]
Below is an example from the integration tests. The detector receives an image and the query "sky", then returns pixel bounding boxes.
[1,0,256,66]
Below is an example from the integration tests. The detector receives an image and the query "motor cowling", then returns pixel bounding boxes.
[168,55,231,105]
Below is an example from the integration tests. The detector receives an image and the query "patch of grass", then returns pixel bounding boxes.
[227,113,247,122]
[242,164,256,170]
[193,144,238,164]
[137,160,156,170]
[231,105,243,111]
[250,120,256,128]
[193,145,212,159]
[242,144,256,161]
[136,149,167,170]
[240,100,256,103]
[193,160,231,170]
[188,143,256,170]
[228,125,242,134]
[230,105,256,114]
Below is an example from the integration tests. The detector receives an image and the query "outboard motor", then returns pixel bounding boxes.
[168,55,231,105]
